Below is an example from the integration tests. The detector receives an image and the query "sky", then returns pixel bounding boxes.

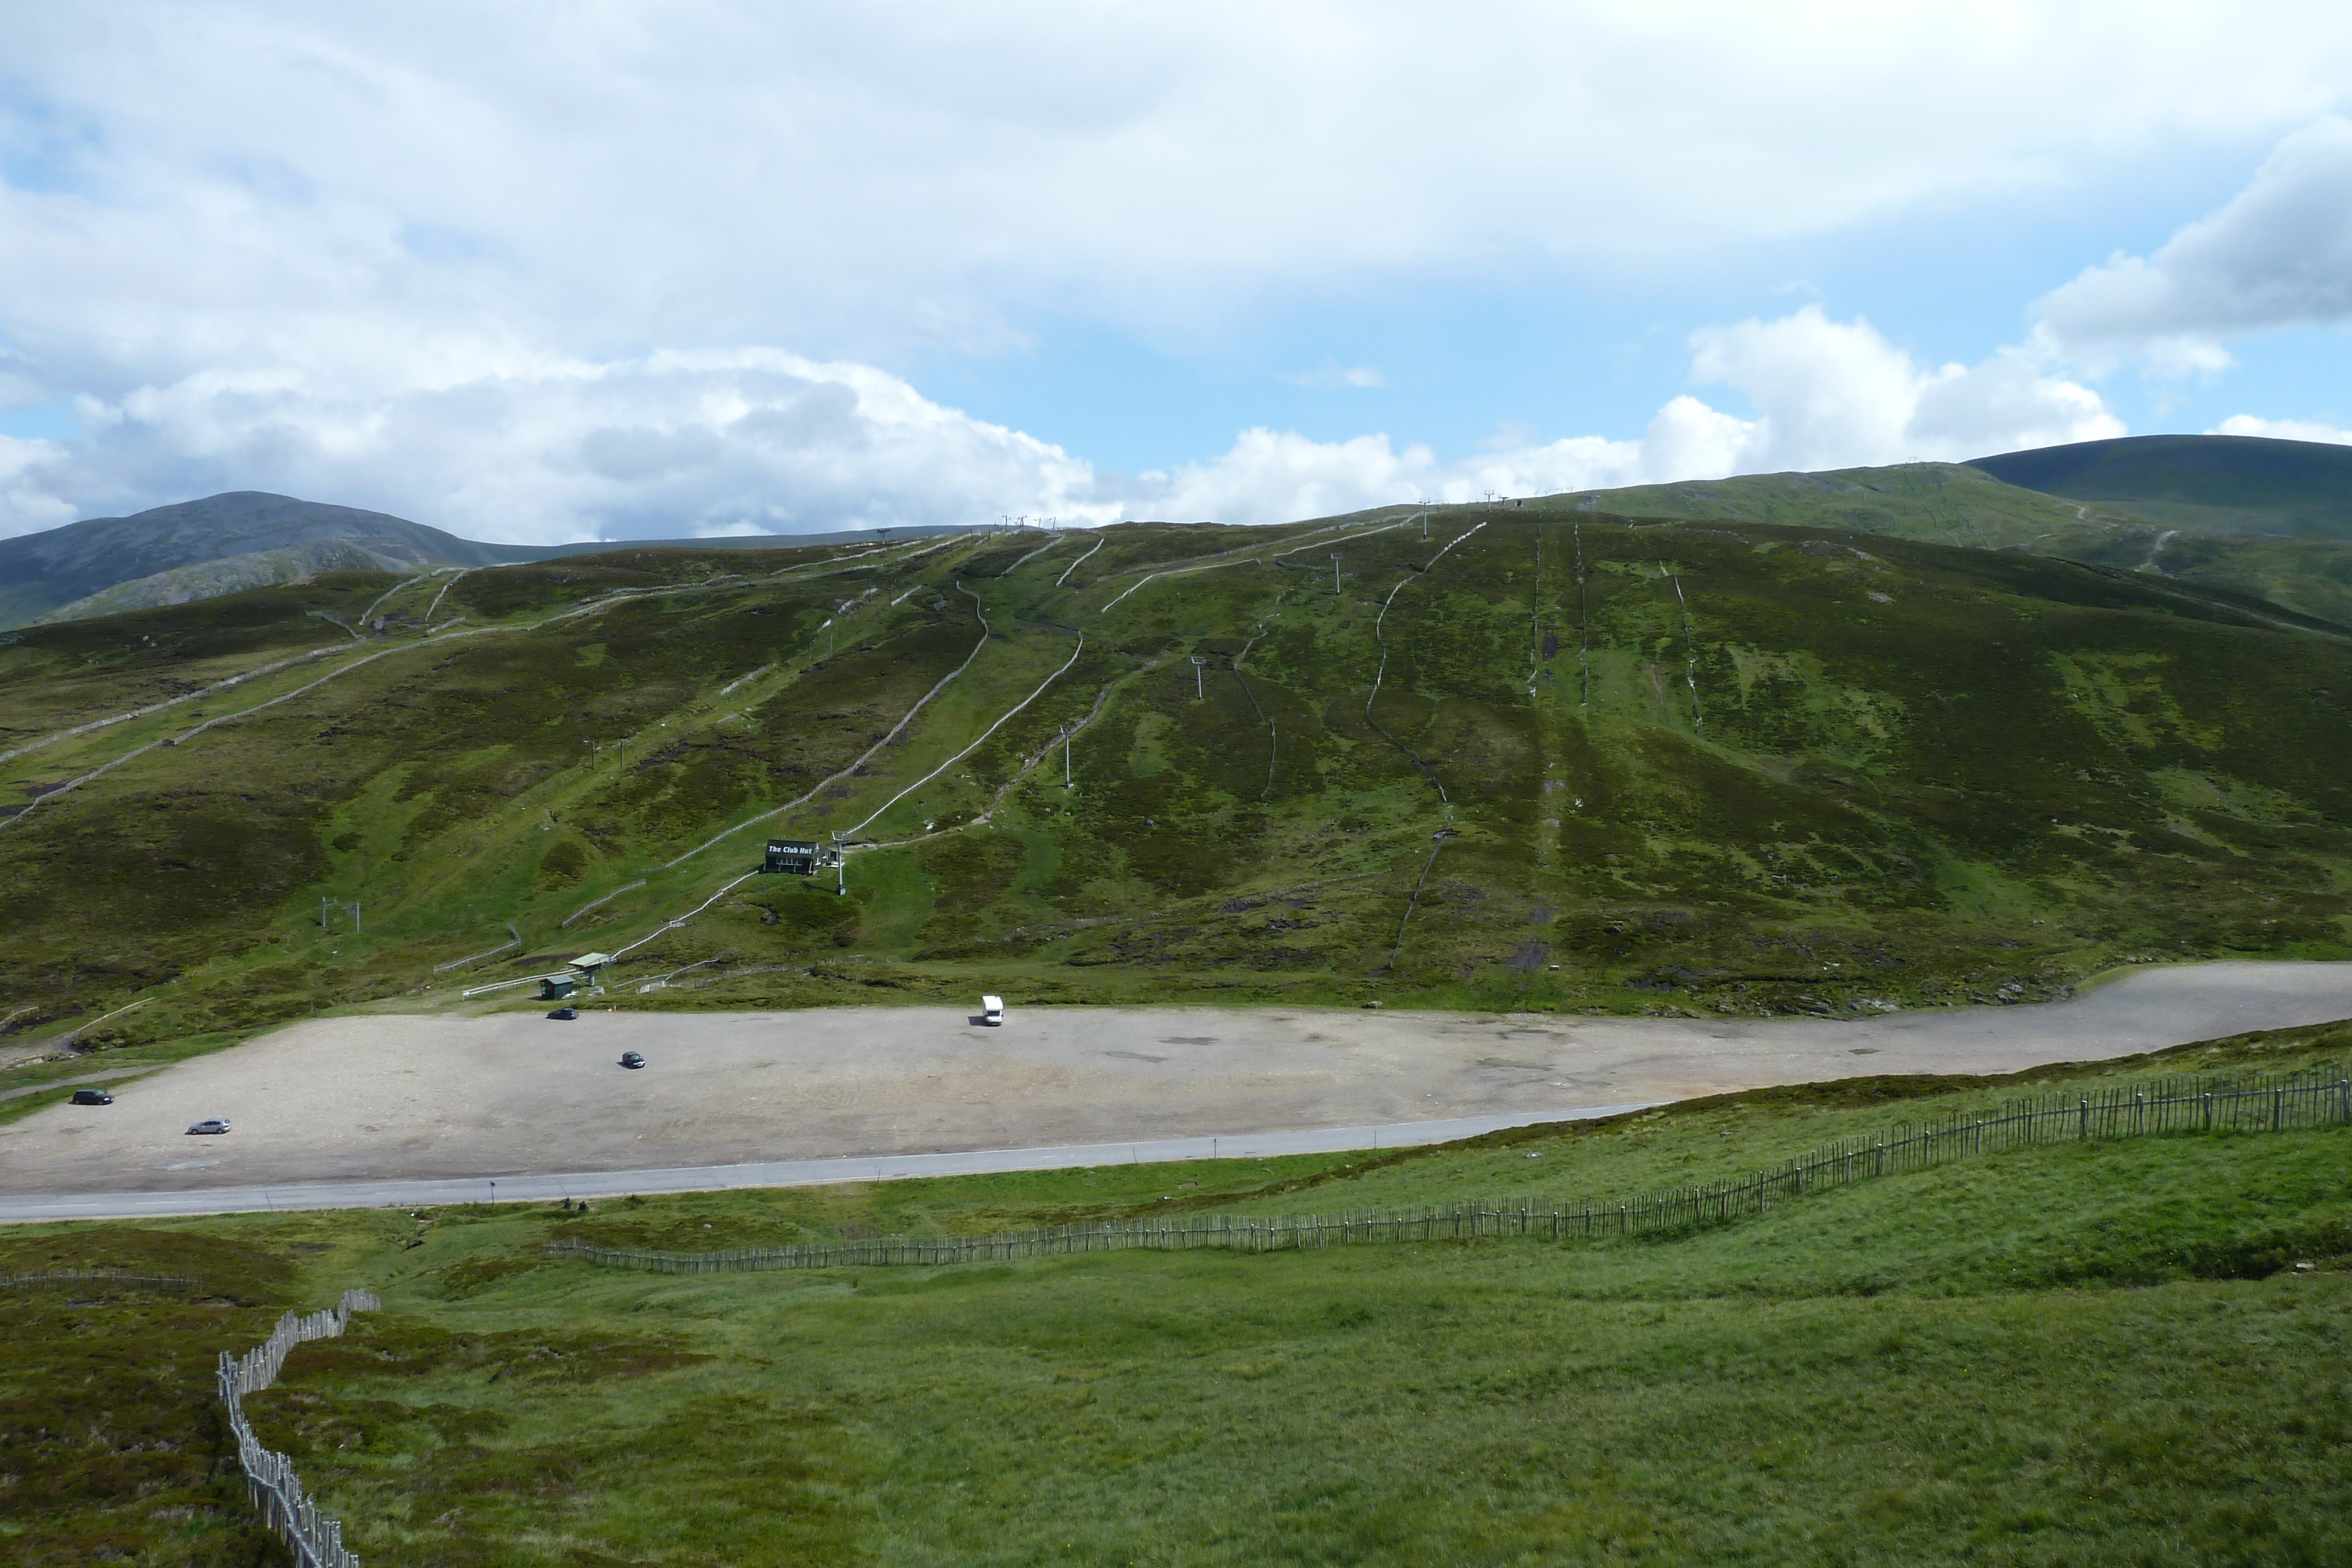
[2,2,2351,544]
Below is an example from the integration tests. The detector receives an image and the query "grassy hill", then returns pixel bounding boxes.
[0,489,994,630]
[0,491,500,629]
[31,537,412,624]
[1555,457,2352,628]
[5,509,2352,1053]
[1974,433,2352,539]
[5,1025,2346,1564]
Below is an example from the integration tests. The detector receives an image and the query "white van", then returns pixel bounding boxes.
[980,994,1005,1026]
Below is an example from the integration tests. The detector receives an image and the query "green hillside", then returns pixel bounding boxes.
[0,488,989,630]
[0,491,497,630]
[1562,459,2136,548]
[1556,458,2352,628]
[5,1027,2347,1565]
[6,510,2352,1052]
[31,539,407,624]
[1974,433,2352,539]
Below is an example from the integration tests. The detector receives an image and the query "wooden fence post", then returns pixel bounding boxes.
[544,1063,2340,1293]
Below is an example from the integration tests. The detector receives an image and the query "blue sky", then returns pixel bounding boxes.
[906,125,2328,473]
[1,3,2350,541]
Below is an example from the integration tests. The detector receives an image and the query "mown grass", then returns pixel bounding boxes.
[5,1035,2349,1565]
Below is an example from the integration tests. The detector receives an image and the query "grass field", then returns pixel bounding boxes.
[9,507,2352,1071]
[4,1026,2347,1566]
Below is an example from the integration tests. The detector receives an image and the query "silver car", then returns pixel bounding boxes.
[186,1117,232,1135]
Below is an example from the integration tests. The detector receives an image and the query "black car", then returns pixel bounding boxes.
[546,1006,579,1021]
[619,1051,646,1069]
[70,1088,113,1105]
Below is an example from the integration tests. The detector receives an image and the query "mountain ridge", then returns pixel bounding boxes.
[0,493,499,628]
[1549,450,2352,628]
[0,491,987,629]
[5,433,2346,633]
[1970,433,2352,539]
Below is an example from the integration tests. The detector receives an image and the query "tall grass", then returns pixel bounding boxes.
[185,1043,2352,1567]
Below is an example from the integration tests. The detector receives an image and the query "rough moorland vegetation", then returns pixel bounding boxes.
[6,506,2352,1051]
[1562,457,2352,628]
[5,1027,2346,1566]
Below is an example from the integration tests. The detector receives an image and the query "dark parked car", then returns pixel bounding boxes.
[619,1051,646,1069]
[547,1006,579,1021]
[186,1118,232,1135]
[70,1088,113,1105]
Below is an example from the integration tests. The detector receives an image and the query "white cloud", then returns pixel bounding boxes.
[4,350,1114,541]
[2214,414,2352,444]
[1281,366,1386,390]
[1684,307,2121,470]
[0,434,74,534]
[6,6,2318,539]
[5,2,2351,376]
[2037,116,2352,375]
[1686,311,1917,470]
[1639,396,1756,482]
[1134,429,1440,524]
[1130,426,1658,526]
[1117,309,2123,524]
[0,305,2129,538]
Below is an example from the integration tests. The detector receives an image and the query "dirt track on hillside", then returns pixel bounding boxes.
[5,961,2350,1194]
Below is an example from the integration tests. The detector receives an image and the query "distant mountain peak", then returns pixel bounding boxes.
[0,492,510,629]
[1970,433,2352,539]
[0,491,988,630]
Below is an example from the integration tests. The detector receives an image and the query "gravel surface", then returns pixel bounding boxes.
[0,1105,1668,1221]
[5,961,2349,1196]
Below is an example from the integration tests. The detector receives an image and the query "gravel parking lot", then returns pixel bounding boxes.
[6,961,2351,1195]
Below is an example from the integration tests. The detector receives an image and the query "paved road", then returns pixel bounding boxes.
[4,960,2348,1222]
[0,1102,1658,1222]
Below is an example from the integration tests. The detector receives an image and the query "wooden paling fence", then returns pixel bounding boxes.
[217,1289,380,1568]
[0,1268,197,1291]
[549,1062,2351,1275]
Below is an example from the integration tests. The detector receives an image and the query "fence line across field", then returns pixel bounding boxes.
[549,1063,2351,1275]
[0,1267,197,1291]
[216,1288,380,1568]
